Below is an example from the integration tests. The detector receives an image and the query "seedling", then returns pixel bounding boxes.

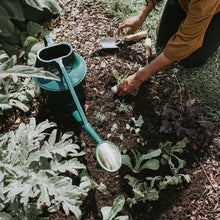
[94,111,106,125]
[126,115,144,134]
[107,123,124,141]
[137,137,148,146]
[111,70,129,94]
[115,99,130,113]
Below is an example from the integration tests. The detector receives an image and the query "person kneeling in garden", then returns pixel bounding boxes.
[117,0,220,97]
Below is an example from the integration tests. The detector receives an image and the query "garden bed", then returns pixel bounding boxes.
[1,0,219,219]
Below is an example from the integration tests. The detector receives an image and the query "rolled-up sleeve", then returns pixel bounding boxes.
[163,0,220,61]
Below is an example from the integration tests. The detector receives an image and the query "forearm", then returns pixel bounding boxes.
[117,53,172,96]
[136,52,173,82]
[138,1,156,22]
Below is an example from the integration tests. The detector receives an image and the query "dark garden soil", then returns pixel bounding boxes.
[1,0,220,219]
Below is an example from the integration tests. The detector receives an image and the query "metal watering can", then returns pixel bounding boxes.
[34,35,122,172]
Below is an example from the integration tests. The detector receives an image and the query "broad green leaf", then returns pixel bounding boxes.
[36,171,52,208]
[48,129,57,146]
[1,0,25,21]
[0,5,14,37]
[132,149,142,171]
[145,188,159,201]
[146,176,163,189]
[23,36,43,65]
[24,0,61,14]
[123,149,160,173]
[8,99,29,112]
[79,170,106,192]
[139,159,160,172]
[0,50,9,64]
[27,21,50,37]
[0,65,60,81]
[160,141,173,152]
[122,154,133,170]
[124,175,138,189]
[0,212,12,220]
[0,55,16,72]
[0,39,18,56]
[141,149,161,160]
[101,207,112,220]
[173,138,188,152]
[50,158,86,176]
[164,175,182,185]
[101,196,126,220]
[47,176,83,218]
[47,203,59,213]
[0,103,12,111]
[23,36,38,52]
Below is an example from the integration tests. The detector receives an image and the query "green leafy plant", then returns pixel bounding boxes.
[107,123,124,142]
[111,70,129,95]
[0,51,59,114]
[136,137,148,146]
[122,149,161,173]
[126,115,144,134]
[80,170,107,193]
[123,139,191,207]
[0,118,92,219]
[115,99,130,113]
[159,138,188,175]
[124,175,160,207]
[0,0,61,63]
[94,111,106,125]
[125,172,190,208]
[101,196,128,220]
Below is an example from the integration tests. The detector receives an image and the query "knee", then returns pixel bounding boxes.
[180,57,207,68]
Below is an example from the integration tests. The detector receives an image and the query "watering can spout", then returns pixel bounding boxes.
[44,35,55,46]
[72,110,102,144]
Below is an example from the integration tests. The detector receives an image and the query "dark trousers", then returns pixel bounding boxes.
[156,1,220,68]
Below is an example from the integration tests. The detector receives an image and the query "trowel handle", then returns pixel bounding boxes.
[144,36,152,57]
[44,35,55,46]
[125,31,148,42]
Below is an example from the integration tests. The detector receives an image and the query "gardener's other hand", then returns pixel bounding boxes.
[117,15,144,35]
[117,72,143,97]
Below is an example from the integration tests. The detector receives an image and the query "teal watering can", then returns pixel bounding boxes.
[34,35,122,172]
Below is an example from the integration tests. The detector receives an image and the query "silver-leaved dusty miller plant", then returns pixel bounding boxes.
[0,118,91,219]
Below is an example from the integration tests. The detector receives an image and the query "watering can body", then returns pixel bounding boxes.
[34,36,122,172]
[34,35,87,113]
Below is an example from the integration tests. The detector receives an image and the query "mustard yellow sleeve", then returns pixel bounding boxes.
[163,0,220,62]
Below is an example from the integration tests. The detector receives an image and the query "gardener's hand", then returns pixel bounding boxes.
[117,15,144,35]
[117,72,144,97]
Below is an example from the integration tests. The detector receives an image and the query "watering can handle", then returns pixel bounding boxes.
[44,35,55,46]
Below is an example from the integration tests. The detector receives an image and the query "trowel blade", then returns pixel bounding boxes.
[96,37,119,49]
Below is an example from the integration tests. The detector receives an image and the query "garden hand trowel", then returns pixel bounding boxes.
[139,34,152,71]
[96,30,148,49]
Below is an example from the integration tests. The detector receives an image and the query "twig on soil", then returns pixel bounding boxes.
[173,74,184,110]
[193,154,220,196]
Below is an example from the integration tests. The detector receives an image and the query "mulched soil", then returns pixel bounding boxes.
[1,0,220,219]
